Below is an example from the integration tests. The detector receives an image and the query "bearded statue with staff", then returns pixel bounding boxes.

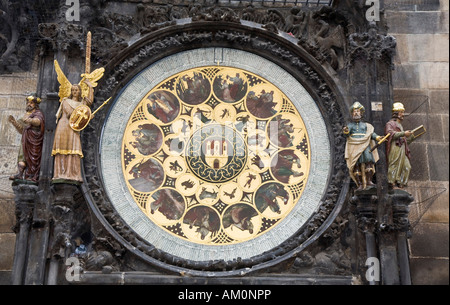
[343,102,384,191]
[51,32,109,183]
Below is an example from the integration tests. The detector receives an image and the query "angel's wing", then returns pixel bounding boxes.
[79,67,105,98]
[54,60,72,102]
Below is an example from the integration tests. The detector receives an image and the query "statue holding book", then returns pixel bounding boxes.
[384,102,426,189]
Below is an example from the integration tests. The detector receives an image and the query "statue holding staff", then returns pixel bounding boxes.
[343,102,383,191]
[51,32,105,183]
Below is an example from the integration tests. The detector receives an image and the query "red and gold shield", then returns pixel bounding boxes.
[69,104,92,131]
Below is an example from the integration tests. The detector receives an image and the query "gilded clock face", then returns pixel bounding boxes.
[121,66,310,245]
[101,48,331,262]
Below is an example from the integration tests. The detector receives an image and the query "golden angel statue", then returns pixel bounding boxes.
[51,52,105,183]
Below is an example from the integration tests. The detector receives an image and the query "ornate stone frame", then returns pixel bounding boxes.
[80,20,349,276]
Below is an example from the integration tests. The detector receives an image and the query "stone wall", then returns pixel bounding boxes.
[0,70,39,284]
[386,0,449,285]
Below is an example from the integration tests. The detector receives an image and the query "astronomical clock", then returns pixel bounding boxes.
[8,1,411,285]
[97,48,337,267]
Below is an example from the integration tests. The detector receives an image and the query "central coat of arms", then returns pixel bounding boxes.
[186,124,247,183]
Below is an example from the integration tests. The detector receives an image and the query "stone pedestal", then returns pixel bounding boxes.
[391,189,414,285]
[352,188,378,284]
[11,183,38,285]
[47,183,84,285]
[353,187,414,285]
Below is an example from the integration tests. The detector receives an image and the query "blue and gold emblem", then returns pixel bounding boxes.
[186,124,247,183]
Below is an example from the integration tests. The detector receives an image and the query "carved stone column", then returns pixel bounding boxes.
[352,189,378,285]
[46,183,81,284]
[391,189,414,285]
[352,187,415,285]
[347,18,399,284]
[11,183,38,285]
[32,6,89,284]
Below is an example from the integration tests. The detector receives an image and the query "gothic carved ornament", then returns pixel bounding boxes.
[78,21,349,276]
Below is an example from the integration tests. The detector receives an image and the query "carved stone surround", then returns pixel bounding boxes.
[80,21,349,275]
